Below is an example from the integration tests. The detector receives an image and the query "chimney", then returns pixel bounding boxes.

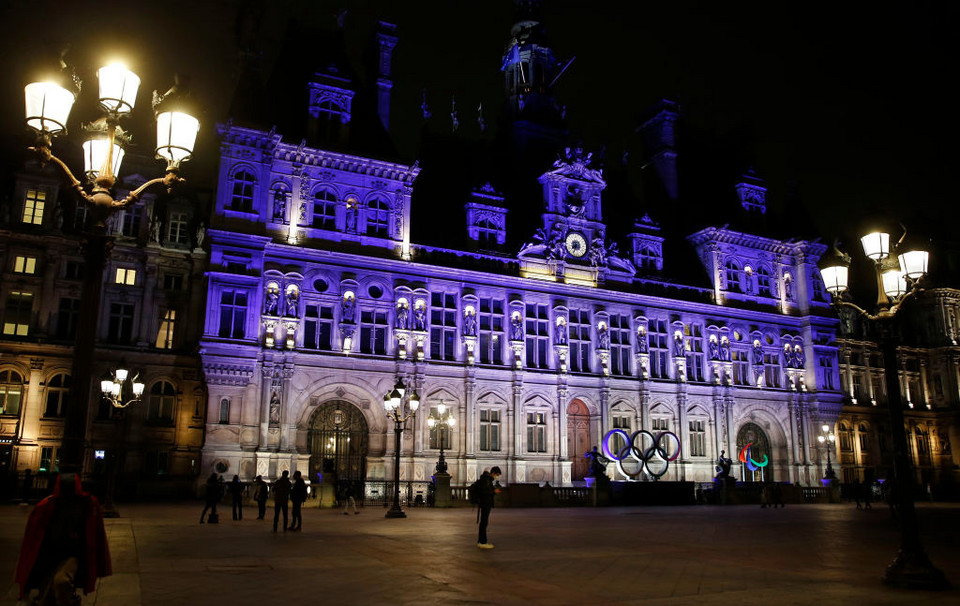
[375,21,398,132]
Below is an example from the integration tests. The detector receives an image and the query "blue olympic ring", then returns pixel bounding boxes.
[601,429,681,480]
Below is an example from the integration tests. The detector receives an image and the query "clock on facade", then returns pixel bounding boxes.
[565,231,587,257]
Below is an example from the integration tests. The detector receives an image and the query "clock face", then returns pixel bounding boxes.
[565,232,587,257]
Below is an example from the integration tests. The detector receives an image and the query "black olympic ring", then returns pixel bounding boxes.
[601,429,681,479]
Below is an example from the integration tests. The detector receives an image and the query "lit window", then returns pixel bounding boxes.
[22,189,45,225]
[0,370,24,415]
[155,309,177,349]
[3,291,33,336]
[115,268,137,285]
[13,256,37,274]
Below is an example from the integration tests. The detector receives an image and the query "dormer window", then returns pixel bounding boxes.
[312,189,337,230]
[230,170,256,213]
[725,260,744,293]
[366,198,389,238]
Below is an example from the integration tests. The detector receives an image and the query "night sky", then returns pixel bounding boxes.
[1,1,956,256]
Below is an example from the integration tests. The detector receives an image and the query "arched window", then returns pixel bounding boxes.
[858,423,869,450]
[839,422,853,451]
[230,170,256,213]
[219,398,230,424]
[312,189,338,229]
[725,260,743,293]
[44,373,71,417]
[366,198,390,237]
[148,381,176,423]
[0,370,23,416]
[811,271,827,302]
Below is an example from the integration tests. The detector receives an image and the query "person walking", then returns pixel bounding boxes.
[15,473,112,605]
[272,470,291,532]
[200,473,221,524]
[229,475,244,521]
[289,471,307,531]
[770,482,784,508]
[341,481,360,515]
[476,466,501,549]
[253,475,268,520]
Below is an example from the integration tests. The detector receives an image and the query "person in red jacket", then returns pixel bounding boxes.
[14,473,112,605]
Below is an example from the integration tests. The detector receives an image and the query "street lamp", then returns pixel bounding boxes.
[24,58,199,475]
[817,423,837,480]
[427,401,456,474]
[383,377,419,518]
[818,229,949,589]
[99,366,145,517]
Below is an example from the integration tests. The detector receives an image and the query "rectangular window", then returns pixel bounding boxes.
[652,418,669,431]
[764,353,781,388]
[428,406,453,450]
[609,314,632,376]
[689,419,706,456]
[3,291,33,336]
[218,290,247,339]
[430,293,458,361]
[73,205,88,232]
[612,414,631,430]
[22,189,45,225]
[524,303,550,369]
[115,267,137,285]
[0,374,23,416]
[143,450,170,475]
[858,430,869,451]
[684,324,705,382]
[820,355,836,390]
[39,447,54,472]
[107,303,135,343]
[13,256,37,274]
[649,320,670,379]
[162,274,184,290]
[527,411,547,453]
[569,308,591,373]
[155,309,177,349]
[120,207,142,238]
[56,298,80,340]
[303,304,334,350]
[480,408,501,451]
[478,298,504,365]
[871,374,885,404]
[168,212,190,245]
[733,350,750,386]
[359,310,389,355]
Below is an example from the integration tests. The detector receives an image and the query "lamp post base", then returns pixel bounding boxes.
[384,503,407,518]
[883,548,951,590]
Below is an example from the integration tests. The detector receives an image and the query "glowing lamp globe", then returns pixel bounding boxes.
[155,110,199,167]
[24,81,75,135]
[860,232,890,261]
[98,64,140,114]
[898,249,929,281]
[82,136,124,180]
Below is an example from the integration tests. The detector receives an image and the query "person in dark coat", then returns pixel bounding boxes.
[252,475,268,520]
[272,470,291,532]
[200,473,221,524]
[15,473,111,604]
[229,475,244,521]
[477,466,501,549]
[289,471,307,531]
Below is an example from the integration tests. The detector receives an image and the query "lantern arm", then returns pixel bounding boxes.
[120,171,186,207]
[28,143,84,193]
[830,285,924,321]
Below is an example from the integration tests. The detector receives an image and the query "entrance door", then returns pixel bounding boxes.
[308,401,369,498]
[736,422,772,482]
[567,400,592,481]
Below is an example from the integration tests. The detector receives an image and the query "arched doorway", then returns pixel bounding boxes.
[308,401,369,496]
[567,400,592,481]
[736,422,773,482]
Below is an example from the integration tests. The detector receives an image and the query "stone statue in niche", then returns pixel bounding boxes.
[284,288,299,317]
[396,301,409,330]
[794,345,805,368]
[269,391,281,425]
[708,336,721,361]
[636,329,648,353]
[150,216,161,243]
[783,344,795,368]
[341,294,356,323]
[273,190,286,222]
[719,336,731,361]
[510,313,523,341]
[463,308,477,336]
[413,302,426,331]
[674,333,685,357]
[264,287,279,315]
[196,222,206,248]
[555,319,567,345]
[752,341,764,366]
[597,324,609,349]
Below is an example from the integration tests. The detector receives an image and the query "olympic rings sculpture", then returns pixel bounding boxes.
[601,429,681,480]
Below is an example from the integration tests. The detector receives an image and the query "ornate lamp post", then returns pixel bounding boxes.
[99,366,145,516]
[24,60,199,475]
[818,228,949,589]
[383,377,419,518]
[817,423,837,480]
[427,402,456,474]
